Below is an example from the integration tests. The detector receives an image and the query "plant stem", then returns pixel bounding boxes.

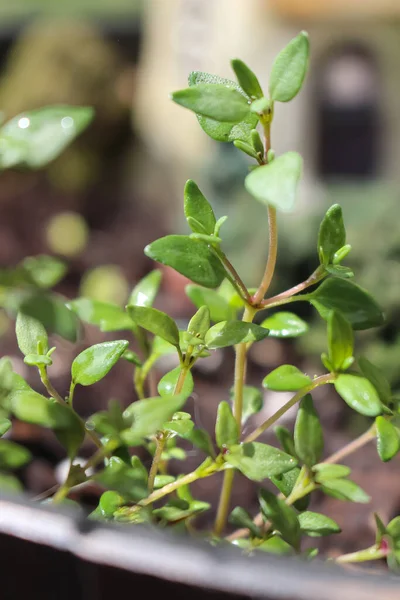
[52,483,70,504]
[140,467,213,507]
[147,433,167,494]
[39,367,66,405]
[68,381,76,407]
[214,247,251,304]
[213,305,255,536]
[260,267,326,308]
[252,206,278,306]
[324,424,376,464]
[335,546,386,564]
[244,374,334,443]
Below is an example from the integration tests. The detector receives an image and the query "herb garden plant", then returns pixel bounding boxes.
[1,32,400,570]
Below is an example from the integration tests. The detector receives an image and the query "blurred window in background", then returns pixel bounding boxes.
[316,44,381,179]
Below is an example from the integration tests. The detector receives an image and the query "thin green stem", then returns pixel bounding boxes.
[324,424,376,465]
[39,367,65,405]
[147,433,167,494]
[213,469,235,536]
[214,247,252,304]
[244,374,335,443]
[68,381,76,407]
[335,546,386,564]
[52,483,70,504]
[214,305,256,536]
[260,267,326,308]
[139,467,214,507]
[252,206,278,306]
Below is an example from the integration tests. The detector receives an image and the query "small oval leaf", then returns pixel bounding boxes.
[127,306,180,347]
[224,442,297,481]
[261,312,308,338]
[184,180,216,236]
[245,152,303,213]
[171,84,251,122]
[269,31,310,102]
[16,311,48,357]
[299,511,341,537]
[129,269,162,308]
[327,311,354,372]
[215,401,239,449]
[231,59,263,99]
[318,205,346,266]
[294,394,323,467]
[72,340,129,386]
[309,278,384,331]
[376,416,400,462]
[186,285,235,323]
[0,439,31,470]
[334,374,382,417]
[157,367,194,398]
[145,235,226,289]
[205,320,269,349]
[68,298,132,332]
[263,365,311,392]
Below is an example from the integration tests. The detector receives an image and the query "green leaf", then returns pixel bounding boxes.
[274,426,296,456]
[215,401,239,449]
[245,152,303,213]
[15,311,48,356]
[312,463,351,483]
[187,306,210,339]
[122,394,188,446]
[163,419,194,439]
[205,320,269,349]
[294,394,323,467]
[309,278,384,331]
[187,71,258,143]
[261,312,308,338]
[99,490,125,518]
[251,129,264,155]
[0,439,31,470]
[145,235,226,289]
[327,311,354,372]
[263,365,311,391]
[68,298,132,332]
[240,386,263,424]
[259,488,300,548]
[72,340,128,387]
[11,391,75,429]
[127,306,179,347]
[318,205,346,266]
[333,244,352,265]
[0,417,11,436]
[157,366,194,398]
[187,428,215,457]
[325,265,354,279]
[253,536,293,556]
[0,472,22,493]
[184,180,216,236]
[250,97,271,113]
[21,255,67,288]
[128,269,162,308]
[225,442,297,481]
[55,412,85,460]
[271,467,309,512]
[358,356,391,406]
[298,511,341,537]
[269,31,310,102]
[387,516,400,540]
[0,106,94,169]
[231,59,263,99]
[321,478,370,503]
[233,140,259,159]
[18,293,79,342]
[95,457,147,501]
[334,374,382,417]
[229,506,262,538]
[186,285,235,322]
[375,417,400,462]
[171,83,251,122]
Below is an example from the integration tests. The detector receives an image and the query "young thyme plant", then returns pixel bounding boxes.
[1,32,400,568]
